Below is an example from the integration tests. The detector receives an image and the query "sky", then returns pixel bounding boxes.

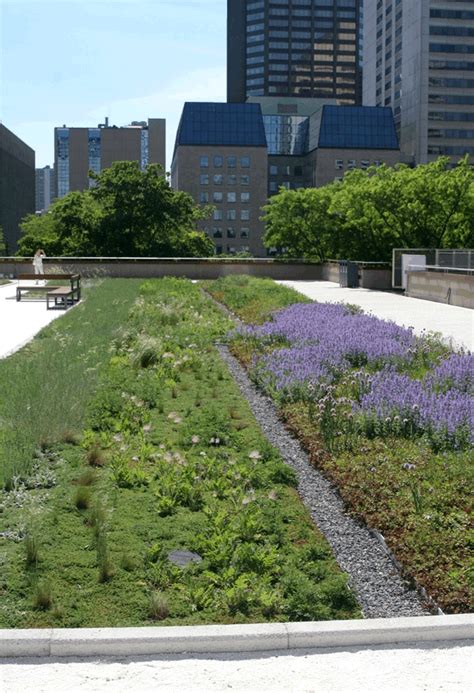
[0,0,227,169]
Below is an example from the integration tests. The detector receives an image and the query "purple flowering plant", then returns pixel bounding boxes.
[234,302,473,451]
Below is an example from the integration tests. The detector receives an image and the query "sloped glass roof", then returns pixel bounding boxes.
[175,102,268,148]
[318,106,399,150]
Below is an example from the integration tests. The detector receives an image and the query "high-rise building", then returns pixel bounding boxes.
[227,0,363,105]
[0,124,35,254]
[363,0,474,165]
[35,165,56,212]
[54,118,166,198]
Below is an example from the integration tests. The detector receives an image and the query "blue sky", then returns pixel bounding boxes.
[0,0,226,168]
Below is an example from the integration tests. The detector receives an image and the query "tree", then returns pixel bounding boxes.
[262,157,474,262]
[0,226,6,255]
[262,185,340,261]
[17,162,214,257]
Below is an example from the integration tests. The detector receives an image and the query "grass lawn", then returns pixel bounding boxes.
[0,278,360,627]
[203,275,473,613]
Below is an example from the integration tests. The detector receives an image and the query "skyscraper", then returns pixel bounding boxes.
[54,118,166,198]
[0,124,35,254]
[227,0,362,105]
[35,165,56,212]
[363,0,474,165]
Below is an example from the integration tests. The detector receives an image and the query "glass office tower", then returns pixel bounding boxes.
[227,0,363,105]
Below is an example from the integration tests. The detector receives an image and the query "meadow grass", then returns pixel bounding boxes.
[0,279,142,487]
[200,275,310,323]
[0,278,360,627]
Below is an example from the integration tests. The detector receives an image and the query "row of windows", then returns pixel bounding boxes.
[212,210,251,221]
[430,25,474,38]
[428,145,474,155]
[214,246,251,255]
[428,129,474,140]
[429,77,474,89]
[430,9,474,20]
[429,111,474,123]
[269,164,304,176]
[200,156,250,168]
[200,192,251,203]
[335,158,383,170]
[430,43,474,54]
[429,59,474,71]
[200,174,250,186]
[429,94,474,105]
[210,227,250,239]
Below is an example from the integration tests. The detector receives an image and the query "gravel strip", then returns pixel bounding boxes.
[216,344,428,618]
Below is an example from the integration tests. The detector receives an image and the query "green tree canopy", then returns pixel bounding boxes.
[17,162,214,257]
[262,156,474,262]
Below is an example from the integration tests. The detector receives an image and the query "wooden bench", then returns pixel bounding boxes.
[16,273,81,304]
[46,286,75,310]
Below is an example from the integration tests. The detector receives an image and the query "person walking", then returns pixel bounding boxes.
[32,249,46,284]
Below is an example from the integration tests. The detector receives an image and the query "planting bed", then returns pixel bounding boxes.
[0,278,360,627]
[203,276,473,614]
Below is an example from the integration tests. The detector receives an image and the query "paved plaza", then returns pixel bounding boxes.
[1,640,473,692]
[0,281,65,359]
[278,280,473,351]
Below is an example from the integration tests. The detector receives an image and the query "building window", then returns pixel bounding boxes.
[200,174,209,185]
[240,156,250,168]
[215,245,222,254]
[213,210,223,220]
[214,156,223,167]
[227,156,236,168]
[240,228,250,239]
[240,175,250,185]
[213,174,223,185]
[227,228,236,238]
[294,165,303,176]
[335,159,344,169]
[213,192,223,202]
[360,160,370,169]
[227,192,236,202]
[228,175,237,185]
[199,192,209,203]
[347,159,356,169]
[241,210,250,221]
[227,209,236,220]
[270,165,278,175]
[212,228,222,238]
[240,192,250,202]
[269,181,278,192]
[200,156,209,168]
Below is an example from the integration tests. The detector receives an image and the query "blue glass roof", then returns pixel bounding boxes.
[318,106,399,150]
[175,102,267,148]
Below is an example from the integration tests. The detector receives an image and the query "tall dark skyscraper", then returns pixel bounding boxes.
[227,0,362,104]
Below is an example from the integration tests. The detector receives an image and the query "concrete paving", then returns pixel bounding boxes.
[1,640,473,692]
[277,280,473,351]
[0,281,65,359]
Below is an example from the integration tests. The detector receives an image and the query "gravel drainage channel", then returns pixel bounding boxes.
[216,343,429,619]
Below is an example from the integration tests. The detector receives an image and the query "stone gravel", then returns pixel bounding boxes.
[216,343,429,618]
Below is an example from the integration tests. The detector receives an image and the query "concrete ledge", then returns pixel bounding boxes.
[1,615,472,658]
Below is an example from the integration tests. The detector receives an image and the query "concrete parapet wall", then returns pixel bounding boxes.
[407,271,474,309]
[0,257,391,289]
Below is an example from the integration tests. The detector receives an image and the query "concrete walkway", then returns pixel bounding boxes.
[1,641,473,692]
[0,282,65,359]
[277,281,473,351]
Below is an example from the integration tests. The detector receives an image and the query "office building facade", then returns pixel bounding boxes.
[172,103,268,256]
[227,0,362,105]
[54,118,166,198]
[35,165,56,212]
[363,0,474,164]
[172,100,399,255]
[0,125,35,254]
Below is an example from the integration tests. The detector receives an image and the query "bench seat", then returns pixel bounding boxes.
[46,286,75,310]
